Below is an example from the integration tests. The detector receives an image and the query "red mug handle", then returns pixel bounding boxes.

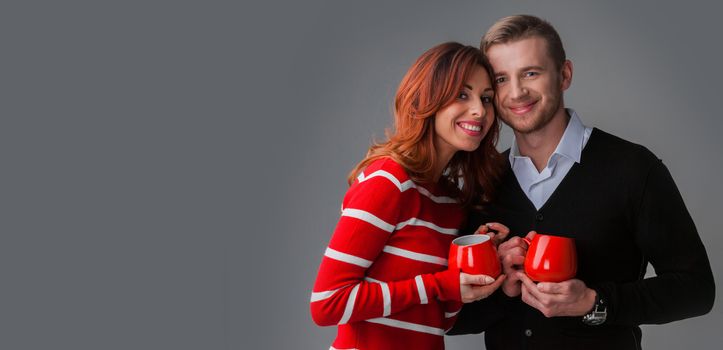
[522,237,532,246]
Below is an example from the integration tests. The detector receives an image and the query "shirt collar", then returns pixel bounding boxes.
[509,108,587,165]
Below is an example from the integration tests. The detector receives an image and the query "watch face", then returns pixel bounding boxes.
[583,311,607,326]
[585,316,605,325]
[583,294,607,326]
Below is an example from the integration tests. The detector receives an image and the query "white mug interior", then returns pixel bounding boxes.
[452,234,490,246]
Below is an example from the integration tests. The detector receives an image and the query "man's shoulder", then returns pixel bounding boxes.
[588,128,660,166]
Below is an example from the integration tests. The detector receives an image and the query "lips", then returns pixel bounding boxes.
[457,121,483,136]
[509,101,537,115]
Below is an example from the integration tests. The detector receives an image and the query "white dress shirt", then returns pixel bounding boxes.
[509,109,593,210]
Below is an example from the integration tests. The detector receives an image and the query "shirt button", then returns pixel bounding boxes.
[524,329,533,337]
[536,213,544,221]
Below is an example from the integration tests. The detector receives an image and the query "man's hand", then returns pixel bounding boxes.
[475,222,510,246]
[498,231,536,297]
[517,271,597,317]
[459,273,507,303]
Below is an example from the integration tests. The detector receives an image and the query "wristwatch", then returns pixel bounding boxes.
[582,290,607,326]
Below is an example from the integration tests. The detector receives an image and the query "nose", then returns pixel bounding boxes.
[509,79,528,101]
[469,98,485,119]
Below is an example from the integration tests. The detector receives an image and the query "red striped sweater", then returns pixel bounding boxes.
[311,158,465,350]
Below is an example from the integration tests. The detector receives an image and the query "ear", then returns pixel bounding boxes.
[560,59,573,91]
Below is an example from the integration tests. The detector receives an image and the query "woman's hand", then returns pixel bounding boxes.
[476,222,510,247]
[459,272,507,303]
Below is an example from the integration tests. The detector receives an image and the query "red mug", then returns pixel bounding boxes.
[449,234,501,278]
[523,234,577,282]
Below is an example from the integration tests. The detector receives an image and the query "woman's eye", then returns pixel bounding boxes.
[495,77,506,84]
[482,96,493,104]
[458,92,468,99]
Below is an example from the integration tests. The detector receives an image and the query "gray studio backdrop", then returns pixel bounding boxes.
[3,1,721,349]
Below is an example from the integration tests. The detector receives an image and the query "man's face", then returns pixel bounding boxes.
[486,37,571,134]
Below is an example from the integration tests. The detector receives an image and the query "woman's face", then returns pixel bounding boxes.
[433,65,495,162]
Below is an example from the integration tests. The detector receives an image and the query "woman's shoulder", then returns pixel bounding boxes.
[356,157,411,184]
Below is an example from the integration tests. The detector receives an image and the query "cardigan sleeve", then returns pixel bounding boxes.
[310,170,461,327]
[592,160,715,326]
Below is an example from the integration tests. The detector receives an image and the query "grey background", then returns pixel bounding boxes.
[2,0,721,349]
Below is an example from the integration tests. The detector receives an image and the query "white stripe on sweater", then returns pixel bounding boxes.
[357,170,413,191]
[395,217,458,236]
[324,247,373,268]
[366,317,445,336]
[341,208,395,232]
[362,277,391,316]
[414,275,428,304]
[357,170,458,204]
[382,245,448,266]
[414,185,458,204]
[341,209,458,237]
[445,309,461,318]
[380,282,392,316]
[338,284,360,324]
[310,288,339,302]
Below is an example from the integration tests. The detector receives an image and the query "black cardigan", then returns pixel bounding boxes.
[449,128,715,350]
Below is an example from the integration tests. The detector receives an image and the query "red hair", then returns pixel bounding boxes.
[348,42,504,207]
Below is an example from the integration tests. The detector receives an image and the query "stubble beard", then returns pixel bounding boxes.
[498,92,562,135]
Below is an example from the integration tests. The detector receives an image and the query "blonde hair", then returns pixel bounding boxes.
[482,14,566,70]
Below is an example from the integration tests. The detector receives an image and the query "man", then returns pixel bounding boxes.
[448,15,715,349]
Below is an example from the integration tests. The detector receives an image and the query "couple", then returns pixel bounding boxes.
[310,15,715,350]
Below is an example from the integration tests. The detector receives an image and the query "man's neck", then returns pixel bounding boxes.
[515,108,570,172]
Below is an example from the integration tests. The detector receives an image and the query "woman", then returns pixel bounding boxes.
[310,42,508,350]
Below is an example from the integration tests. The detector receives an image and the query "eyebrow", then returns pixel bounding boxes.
[464,84,494,93]
[494,65,546,77]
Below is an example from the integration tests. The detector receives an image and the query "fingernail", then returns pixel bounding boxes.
[484,276,494,284]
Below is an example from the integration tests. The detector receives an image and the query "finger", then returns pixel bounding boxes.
[525,231,537,240]
[520,284,541,309]
[501,254,526,270]
[471,274,507,300]
[487,274,507,289]
[491,235,504,247]
[475,224,489,234]
[537,281,565,294]
[499,238,528,253]
[517,272,545,299]
[500,246,527,258]
[502,253,526,264]
[461,272,495,286]
[505,269,521,282]
[516,270,534,284]
[485,222,510,236]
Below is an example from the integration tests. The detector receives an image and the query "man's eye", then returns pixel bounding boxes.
[495,77,506,84]
[524,72,538,77]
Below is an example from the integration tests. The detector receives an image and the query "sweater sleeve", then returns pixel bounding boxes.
[442,300,464,332]
[445,213,508,335]
[446,288,510,334]
[592,160,715,326]
[310,171,460,327]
